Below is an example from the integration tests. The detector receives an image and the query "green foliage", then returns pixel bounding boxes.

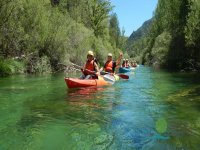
[0,60,11,76]
[127,0,200,71]
[34,56,52,74]
[109,13,120,48]
[122,52,130,60]
[185,0,200,45]
[185,0,200,62]
[84,0,113,38]
[118,27,128,50]
[0,58,25,76]
[151,32,172,67]
[0,0,124,76]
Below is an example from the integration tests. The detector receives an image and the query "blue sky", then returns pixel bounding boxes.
[110,0,158,36]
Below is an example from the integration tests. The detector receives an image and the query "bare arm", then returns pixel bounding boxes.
[116,52,123,66]
[94,62,100,72]
[83,63,86,70]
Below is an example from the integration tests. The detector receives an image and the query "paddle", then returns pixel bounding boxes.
[100,71,129,79]
[117,74,129,79]
[102,74,115,84]
[70,62,83,69]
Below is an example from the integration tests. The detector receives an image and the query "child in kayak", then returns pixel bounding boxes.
[80,51,100,79]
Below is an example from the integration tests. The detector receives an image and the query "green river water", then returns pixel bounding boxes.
[0,66,200,150]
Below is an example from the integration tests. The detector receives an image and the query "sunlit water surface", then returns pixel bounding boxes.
[0,66,200,150]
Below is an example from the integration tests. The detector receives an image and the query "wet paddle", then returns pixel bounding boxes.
[103,74,115,84]
[100,71,129,79]
[117,74,129,79]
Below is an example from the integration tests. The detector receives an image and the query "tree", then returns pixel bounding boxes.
[85,0,113,37]
[119,27,127,50]
[141,0,191,69]
[0,0,15,28]
[109,13,120,48]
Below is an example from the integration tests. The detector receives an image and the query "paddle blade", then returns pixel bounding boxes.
[103,74,115,84]
[118,74,129,79]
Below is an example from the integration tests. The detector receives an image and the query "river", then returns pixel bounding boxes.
[0,66,200,150]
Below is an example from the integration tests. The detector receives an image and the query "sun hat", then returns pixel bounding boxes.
[107,53,112,57]
[87,51,94,56]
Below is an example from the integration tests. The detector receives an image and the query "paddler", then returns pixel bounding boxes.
[100,52,123,75]
[125,59,130,67]
[81,51,100,79]
[121,59,126,67]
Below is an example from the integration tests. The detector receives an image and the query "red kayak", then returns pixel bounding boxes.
[65,76,112,88]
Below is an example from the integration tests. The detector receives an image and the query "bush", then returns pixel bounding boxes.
[0,60,12,76]
[0,59,25,77]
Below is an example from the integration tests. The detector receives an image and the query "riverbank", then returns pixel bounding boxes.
[1,57,200,78]
[0,57,80,77]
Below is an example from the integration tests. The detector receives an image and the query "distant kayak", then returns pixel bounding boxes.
[65,76,112,88]
[130,67,136,70]
[118,67,131,73]
[132,64,139,68]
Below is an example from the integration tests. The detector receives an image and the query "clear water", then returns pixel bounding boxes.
[0,66,200,150]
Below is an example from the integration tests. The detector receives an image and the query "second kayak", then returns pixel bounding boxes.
[118,67,131,73]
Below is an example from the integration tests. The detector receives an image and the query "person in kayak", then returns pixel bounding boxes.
[131,61,138,67]
[121,59,126,67]
[125,59,130,67]
[81,51,100,79]
[100,52,123,74]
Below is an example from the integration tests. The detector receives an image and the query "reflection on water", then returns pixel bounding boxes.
[66,87,107,109]
[67,87,104,101]
[0,67,200,149]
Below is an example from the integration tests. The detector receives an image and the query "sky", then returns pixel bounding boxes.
[110,0,158,37]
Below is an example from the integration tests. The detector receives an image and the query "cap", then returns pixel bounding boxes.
[87,51,94,56]
[107,53,112,57]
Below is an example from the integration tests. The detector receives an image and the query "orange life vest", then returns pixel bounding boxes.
[104,61,114,73]
[84,60,95,75]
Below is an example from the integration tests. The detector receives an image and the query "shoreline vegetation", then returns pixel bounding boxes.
[0,0,127,77]
[1,0,200,77]
[126,0,200,72]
